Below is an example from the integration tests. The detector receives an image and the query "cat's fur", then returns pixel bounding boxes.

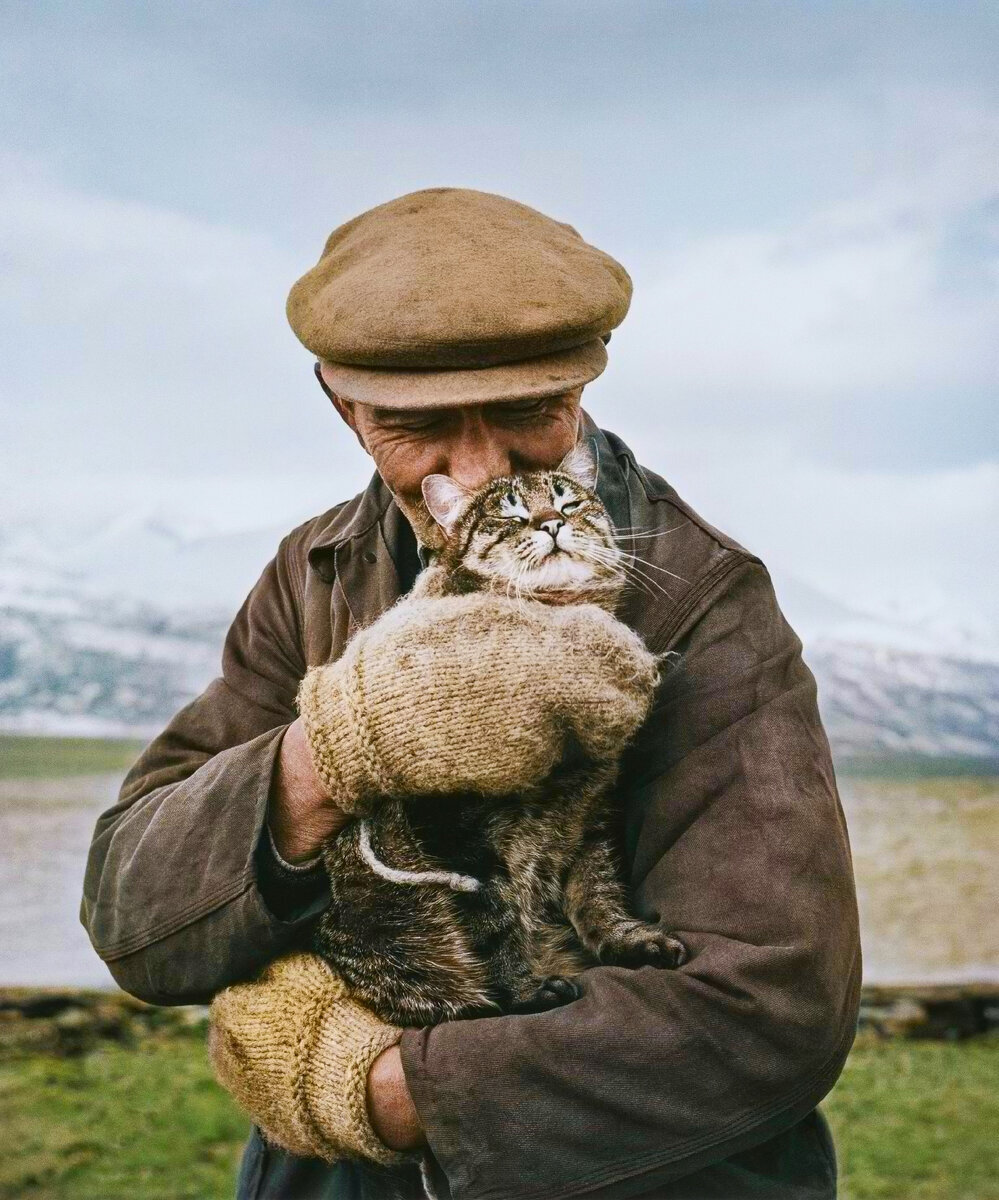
[314,443,685,1025]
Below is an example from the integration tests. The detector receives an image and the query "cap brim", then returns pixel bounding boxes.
[318,338,607,410]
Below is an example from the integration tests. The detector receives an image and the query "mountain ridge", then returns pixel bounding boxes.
[1,516,996,761]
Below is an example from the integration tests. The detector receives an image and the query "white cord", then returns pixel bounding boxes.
[358,820,483,894]
[419,1153,440,1200]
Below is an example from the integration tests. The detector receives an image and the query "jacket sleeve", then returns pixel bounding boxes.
[80,530,329,1005]
[399,555,862,1200]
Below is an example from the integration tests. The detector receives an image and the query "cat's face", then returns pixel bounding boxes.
[422,443,624,608]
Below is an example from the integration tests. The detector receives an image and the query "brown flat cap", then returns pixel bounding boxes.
[287,187,631,408]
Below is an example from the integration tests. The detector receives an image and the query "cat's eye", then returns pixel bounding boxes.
[499,490,528,522]
[561,500,582,515]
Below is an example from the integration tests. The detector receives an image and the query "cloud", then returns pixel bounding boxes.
[0,158,348,483]
[1,4,996,625]
[609,90,999,470]
[598,421,999,626]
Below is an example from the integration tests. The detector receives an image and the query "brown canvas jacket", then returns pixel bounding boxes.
[81,412,861,1200]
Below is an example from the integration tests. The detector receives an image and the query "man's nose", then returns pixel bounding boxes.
[446,415,513,489]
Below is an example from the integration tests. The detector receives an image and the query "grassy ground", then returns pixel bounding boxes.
[0,735,144,779]
[3,735,996,1197]
[824,1034,999,1200]
[1,1031,997,1200]
[0,1031,245,1200]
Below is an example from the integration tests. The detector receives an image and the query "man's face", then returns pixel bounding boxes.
[321,365,584,545]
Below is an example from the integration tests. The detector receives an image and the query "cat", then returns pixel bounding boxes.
[313,441,686,1026]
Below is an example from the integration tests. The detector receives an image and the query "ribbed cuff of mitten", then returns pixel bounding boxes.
[297,663,392,813]
[209,954,405,1165]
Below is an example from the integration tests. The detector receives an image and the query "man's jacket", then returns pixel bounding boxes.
[81,413,861,1200]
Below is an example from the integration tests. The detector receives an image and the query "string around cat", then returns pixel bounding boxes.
[357,820,484,893]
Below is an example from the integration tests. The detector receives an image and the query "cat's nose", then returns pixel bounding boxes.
[540,517,565,540]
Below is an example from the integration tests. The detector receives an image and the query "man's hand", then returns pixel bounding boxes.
[209,954,412,1164]
[367,1045,424,1151]
[269,718,350,862]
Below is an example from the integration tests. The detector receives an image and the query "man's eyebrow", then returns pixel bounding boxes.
[485,395,556,414]
[371,406,446,421]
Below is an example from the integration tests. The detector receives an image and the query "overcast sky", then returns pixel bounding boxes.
[1,1,996,623]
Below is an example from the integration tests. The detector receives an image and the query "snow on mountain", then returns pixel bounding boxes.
[760,569,999,761]
[1,514,996,762]
[807,641,999,761]
[0,510,291,615]
[0,563,228,739]
[769,568,999,666]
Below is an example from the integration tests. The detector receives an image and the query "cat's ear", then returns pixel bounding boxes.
[422,474,473,537]
[557,440,598,491]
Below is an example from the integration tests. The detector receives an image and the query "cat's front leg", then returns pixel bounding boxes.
[565,837,687,969]
[477,876,583,1014]
[509,974,582,1013]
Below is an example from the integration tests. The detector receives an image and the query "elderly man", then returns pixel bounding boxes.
[82,188,860,1200]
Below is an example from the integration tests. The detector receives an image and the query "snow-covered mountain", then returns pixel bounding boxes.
[0,555,228,738]
[1,515,996,762]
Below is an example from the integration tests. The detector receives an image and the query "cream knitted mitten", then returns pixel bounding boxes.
[209,954,405,1165]
[298,592,659,812]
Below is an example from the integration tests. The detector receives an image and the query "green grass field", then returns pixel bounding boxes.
[2,734,997,1198]
[0,735,144,779]
[1,1030,997,1200]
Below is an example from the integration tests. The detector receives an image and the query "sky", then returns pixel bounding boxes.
[1,0,996,625]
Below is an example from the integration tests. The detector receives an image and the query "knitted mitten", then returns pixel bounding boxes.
[209,954,405,1165]
[297,593,659,812]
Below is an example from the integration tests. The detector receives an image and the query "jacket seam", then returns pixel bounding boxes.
[613,441,752,557]
[98,873,257,961]
[307,488,393,557]
[98,724,284,961]
[647,551,755,653]
[284,531,308,651]
[652,634,807,715]
[472,988,859,1200]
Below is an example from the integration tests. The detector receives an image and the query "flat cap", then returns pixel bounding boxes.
[287,188,631,408]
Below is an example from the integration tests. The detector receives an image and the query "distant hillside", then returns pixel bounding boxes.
[1,515,997,762]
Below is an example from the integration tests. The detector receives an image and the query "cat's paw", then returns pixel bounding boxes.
[511,975,583,1013]
[596,921,687,969]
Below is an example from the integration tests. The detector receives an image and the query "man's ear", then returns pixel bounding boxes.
[317,362,368,451]
[556,440,598,491]
[422,475,473,537]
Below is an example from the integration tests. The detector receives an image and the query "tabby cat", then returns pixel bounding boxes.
[314,441,686,1025]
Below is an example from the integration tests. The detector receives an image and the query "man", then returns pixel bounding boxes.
[82,188,861,1199]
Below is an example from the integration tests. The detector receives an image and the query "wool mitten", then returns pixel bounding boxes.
[297,592,659,812]
[208,954,405,1165]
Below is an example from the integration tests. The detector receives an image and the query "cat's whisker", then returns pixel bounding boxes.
[615,528,689,541]
[617,558,678,600]
[572,544,629,569]
[612,520,689,534]
[592,540,687,587]
[570,546,667,603]
[581,546,676,602]
[619,557,689,585]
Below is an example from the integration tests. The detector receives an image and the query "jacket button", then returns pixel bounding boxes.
[362,551,377,564]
